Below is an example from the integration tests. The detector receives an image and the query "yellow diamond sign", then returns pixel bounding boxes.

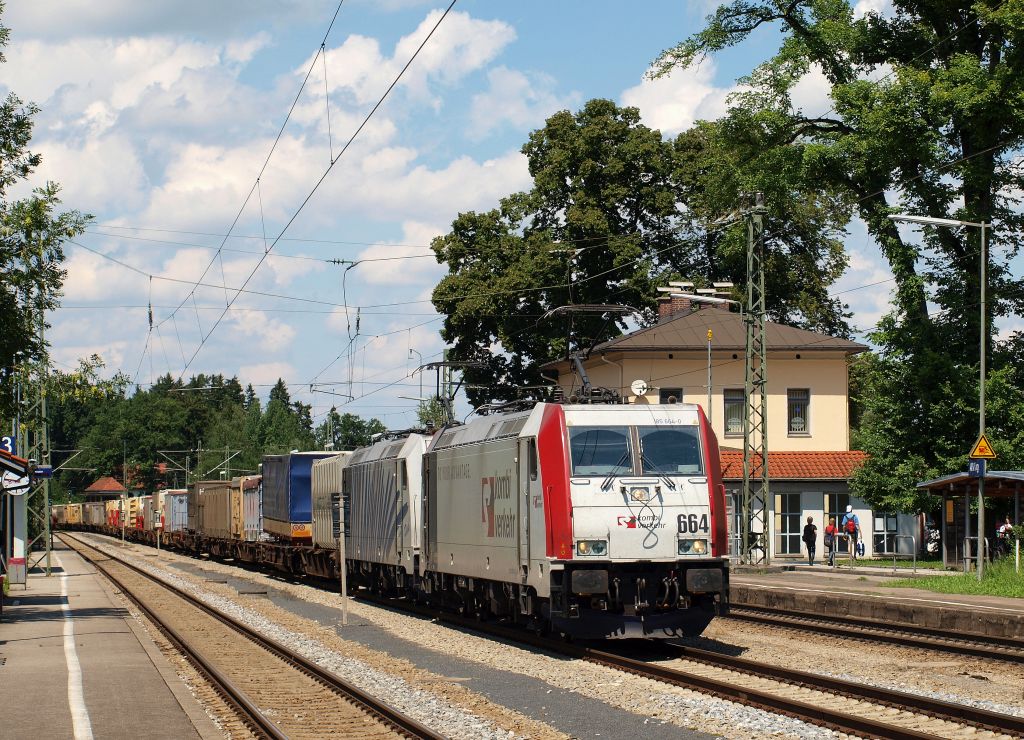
[969,434,997,460]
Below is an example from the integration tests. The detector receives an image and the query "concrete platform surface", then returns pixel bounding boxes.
[731,566,1024,638]
[0,542,220,740]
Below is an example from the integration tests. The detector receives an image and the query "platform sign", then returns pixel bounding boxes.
[32,465,53,479]
[1,435,14,455]
[968,459,986,478]
[969,434,997,460]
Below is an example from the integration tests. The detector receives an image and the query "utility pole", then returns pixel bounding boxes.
[24,298,53,575]
[741,192,770,566]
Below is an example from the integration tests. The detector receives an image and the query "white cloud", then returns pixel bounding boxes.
[789,65,832,118]
[6,1,325,40]
[468,66,577,140]
[32,134,149,214]
[354,221,444,285]
[237,361,297,386]
[620,61,735,136]
[226,309,297,350]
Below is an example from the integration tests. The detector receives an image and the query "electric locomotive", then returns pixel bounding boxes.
[421,401,728,638]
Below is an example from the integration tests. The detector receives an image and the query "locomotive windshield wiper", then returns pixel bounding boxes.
[639,451,676,491]
[600,450,632,491]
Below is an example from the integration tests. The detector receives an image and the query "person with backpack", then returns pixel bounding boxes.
[824,516,838,567]
[802,516,817,566]
[841,505,860,562]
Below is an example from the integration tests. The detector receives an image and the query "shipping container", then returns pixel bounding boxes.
[143,491,164,531]
[164,490,188,533]
[135,495,151,529]
[242,476,262,541]
[188,479,243,540]
[106,498,121,527]
[311,453,352,549]
[52,504,66,525]
[261,452,335,542]
[66,503,83,525]
[83,502,105,527]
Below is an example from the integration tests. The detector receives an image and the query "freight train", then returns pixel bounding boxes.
[54,400,729,638]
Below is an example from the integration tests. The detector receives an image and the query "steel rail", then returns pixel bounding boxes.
[355,594,979,740]
[60,535,287,740]
[354,597,942,740]
[727,604,1024,663]
[61,534,442,740]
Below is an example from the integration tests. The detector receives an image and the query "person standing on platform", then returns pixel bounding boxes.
[802,516,817,566]
[824,517,838,567]
[842,505,860,562]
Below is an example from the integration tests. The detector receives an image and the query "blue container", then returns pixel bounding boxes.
[261,452,335,541]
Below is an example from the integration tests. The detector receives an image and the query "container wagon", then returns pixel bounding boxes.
[66,503,83,526]
[311,453,352,550]
[241,475,262,542]
[186,479,243,555]
[261,452,335,543]
[83,502,105,527]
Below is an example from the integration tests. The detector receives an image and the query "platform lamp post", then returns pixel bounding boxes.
[889,213,989,580]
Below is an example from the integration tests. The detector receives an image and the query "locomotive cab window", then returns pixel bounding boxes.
[637,426,703,475]
[568,426,633,477]
[528,438,538,481]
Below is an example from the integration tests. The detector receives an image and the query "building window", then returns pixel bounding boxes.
[787,389,810,435]
[874,512,898,554]
[825,493,850,549]
[659,387,682,404]
[775,493,802,555]
[724,389,744,437]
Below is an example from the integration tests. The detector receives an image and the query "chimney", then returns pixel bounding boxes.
[656,282,736,319]
[657,293,693,319]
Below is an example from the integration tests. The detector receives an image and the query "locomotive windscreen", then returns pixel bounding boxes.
[568,426,632,476]
[568,424,704,477]
[637,426,703,475]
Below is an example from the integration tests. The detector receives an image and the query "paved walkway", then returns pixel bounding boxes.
[0,542,219,740]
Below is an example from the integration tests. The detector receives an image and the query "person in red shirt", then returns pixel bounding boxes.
[824,516,839,567]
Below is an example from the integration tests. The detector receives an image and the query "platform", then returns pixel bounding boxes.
[731,565,1024,638]
[0,542,219,740]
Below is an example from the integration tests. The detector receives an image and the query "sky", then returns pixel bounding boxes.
[2,0,1019,430]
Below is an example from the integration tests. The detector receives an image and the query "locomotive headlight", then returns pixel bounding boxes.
[628,486,650,502]
[678,538,708,555]
[576,539,608,556]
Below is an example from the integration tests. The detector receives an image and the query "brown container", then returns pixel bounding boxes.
[188,479,243,540]
[66,503,83,525]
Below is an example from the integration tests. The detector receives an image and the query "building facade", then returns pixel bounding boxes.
[544,291,918,560]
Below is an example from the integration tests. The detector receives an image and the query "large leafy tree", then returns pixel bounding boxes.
[432,99,850,405]
[314,408,386,450]
[0,5,88,420]
[656,0,1024,511]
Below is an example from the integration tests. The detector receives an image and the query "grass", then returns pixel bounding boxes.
[883,557,1024,598]
[845,557,947,570]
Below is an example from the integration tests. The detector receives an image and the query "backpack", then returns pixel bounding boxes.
[844,516,857,534]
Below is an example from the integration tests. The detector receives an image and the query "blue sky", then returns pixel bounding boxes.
[2,0,1017,429]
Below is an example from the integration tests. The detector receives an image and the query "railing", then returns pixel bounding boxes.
[891,534,916,574]
[962,536,990,573]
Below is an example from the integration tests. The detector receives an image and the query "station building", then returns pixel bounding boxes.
[544,288,920,560]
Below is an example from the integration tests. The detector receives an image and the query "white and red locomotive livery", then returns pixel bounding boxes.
[419,401,728,638]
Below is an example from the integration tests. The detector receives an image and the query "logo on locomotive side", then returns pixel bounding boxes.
[481,470,515,539]
[617,513,665,529]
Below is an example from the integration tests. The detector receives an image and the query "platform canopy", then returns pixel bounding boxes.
[917,471,1024,497]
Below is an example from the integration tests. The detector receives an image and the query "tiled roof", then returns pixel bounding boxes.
[84,475,127,493]
[590,307,867,354]
[719,450,867,480]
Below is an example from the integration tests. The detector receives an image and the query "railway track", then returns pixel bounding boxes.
[354,594,1024,739]
[59,533,443,740]
[727,603,1024,663]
